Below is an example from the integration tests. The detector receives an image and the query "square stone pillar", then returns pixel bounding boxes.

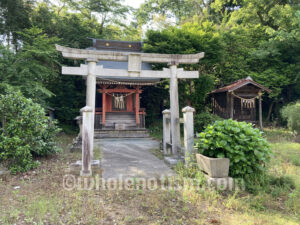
[75,116,82,138]
[80,106,94,176]
[162,109,171,155]
[182,106,195,163]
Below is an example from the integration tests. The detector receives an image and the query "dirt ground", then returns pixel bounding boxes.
[0,133,299,225]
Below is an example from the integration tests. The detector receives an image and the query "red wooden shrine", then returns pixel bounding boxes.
[87,38,160,131]
[95,84,145,127]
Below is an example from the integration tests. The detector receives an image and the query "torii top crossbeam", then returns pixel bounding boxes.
[56,45,204,64]
[56,45,204,79]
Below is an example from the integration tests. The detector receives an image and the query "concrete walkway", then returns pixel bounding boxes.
[95,138,174,179]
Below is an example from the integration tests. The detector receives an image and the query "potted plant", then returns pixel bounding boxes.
[195,153,229,178]
[195,119,271,178]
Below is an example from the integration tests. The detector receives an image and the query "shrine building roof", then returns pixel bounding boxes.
[87,38,159,85]
[210,76,271,94]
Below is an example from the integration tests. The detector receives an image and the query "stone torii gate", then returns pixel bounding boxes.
[56,45,204,176]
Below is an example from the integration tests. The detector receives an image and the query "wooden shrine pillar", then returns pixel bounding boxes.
[135,87,140,125]
[102,88,106,125]
[258,91,263,129]
[230,93,234,119]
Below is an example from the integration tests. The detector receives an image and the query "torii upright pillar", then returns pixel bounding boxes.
[169,62,181,158]
[81,58,97,176]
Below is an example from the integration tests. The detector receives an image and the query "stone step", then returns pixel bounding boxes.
[105,113,136,124]
[94,129,150,138]
[105,118,135,123]
[105,117,135,119]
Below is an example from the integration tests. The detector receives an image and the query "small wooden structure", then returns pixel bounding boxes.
[210,76,271,128]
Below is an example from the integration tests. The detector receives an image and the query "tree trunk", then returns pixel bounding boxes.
[1,117,6,132]
[266,101,274,122]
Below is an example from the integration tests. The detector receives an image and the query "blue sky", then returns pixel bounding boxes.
[125,0,145,8]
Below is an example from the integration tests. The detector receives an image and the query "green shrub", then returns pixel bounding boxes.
[0,89,61,173]
[195,119,271,178]
[281,102,300,134]
[194,112,222,133]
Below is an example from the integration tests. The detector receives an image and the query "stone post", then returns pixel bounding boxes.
[75,116,82,138]
[169,63,181,159]
[80,106,93,176]
[182,106,195,163]
[70,116,82,152]
[162,109,171,155]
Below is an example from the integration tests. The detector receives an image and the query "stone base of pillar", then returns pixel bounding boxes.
[68,160,102,176]
[80,170,92,177]
[204,175,235,191]
[164,156,184,166]
[0,164,10,181]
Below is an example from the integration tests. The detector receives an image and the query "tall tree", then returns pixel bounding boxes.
[221,0,300,120]
[143,22,222,112]
[0,0,34,50]
[0,27,59,105]
[64,0,131,35]
[30,2,140,129]
[136,0,243,27]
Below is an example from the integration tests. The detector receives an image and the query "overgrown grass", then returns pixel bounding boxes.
[0,129,299,224]
[174,127,300,223]
[263,128,295,143]
[272,142,300,166]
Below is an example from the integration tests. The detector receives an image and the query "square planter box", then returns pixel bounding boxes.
[196,153,229,178]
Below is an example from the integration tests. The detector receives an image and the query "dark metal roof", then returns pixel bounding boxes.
[96,79,159,86]
[89,38,143,52]
[87,38,160,85]
[95,61,159,84]
[211,76,271,94]
[97,60,152,70]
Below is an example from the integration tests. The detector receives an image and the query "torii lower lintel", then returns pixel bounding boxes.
[61,64,199,79]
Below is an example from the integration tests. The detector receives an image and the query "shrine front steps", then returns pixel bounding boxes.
[94,129,150,138]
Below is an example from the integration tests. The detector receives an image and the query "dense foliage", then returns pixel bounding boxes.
[194,112,222,133]
[196,120,271,178]
[281,102,300,134]
[0,89,61,173]
[143,0,300,123]
[0,27,59,106]
[143,23,219,114]
[0,0,299,129]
